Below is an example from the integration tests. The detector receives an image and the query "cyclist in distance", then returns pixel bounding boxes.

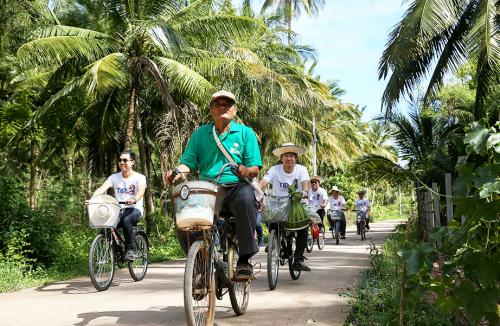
[87,150,146,261]
[354,189,371,232]
[308,176,328,233]
[326,186,347,239]
[164,90,262,278]
[259,143,311,271]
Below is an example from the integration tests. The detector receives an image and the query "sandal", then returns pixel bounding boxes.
[235,263,253,279]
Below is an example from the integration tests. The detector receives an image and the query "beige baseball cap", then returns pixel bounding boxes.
[211,90,236,103]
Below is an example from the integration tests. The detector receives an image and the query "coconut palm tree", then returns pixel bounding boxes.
[353,104,460,187]
[379,0,500,120]
[260,0,325,44]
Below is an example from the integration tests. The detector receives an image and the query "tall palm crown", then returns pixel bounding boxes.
[379,0,500,120]
[260,0,325,44]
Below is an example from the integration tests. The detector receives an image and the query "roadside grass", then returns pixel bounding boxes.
[0,231,184,293]
[342,221,453,326]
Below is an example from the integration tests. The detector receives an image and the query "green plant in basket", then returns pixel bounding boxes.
[285,184,309,229]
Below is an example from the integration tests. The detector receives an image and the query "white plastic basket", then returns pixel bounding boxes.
[330,210,342,219]
[87,194,121,229]
[172,181,224,230]
[356,210,368,220]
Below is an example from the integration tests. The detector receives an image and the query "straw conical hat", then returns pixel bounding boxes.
[272,143,306,157]
[310,175,324,184]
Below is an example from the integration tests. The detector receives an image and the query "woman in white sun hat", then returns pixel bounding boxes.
[308,175,328,233]
[354,189,371,233]
[327,186,347,239]
[259,142,311,272]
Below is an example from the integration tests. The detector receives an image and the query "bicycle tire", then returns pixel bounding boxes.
[184,240,216,326]
[317,232,325,250]
[288,235,301,280]
[228,241,250,316]
[362,220,367,241]
[306,225,314,253]
[89,233,115,291]
[336,221,340,245]
[267,229,279,290]
[128,231,149,281]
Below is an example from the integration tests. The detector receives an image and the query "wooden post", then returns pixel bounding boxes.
[416,182,424,231]
[445,173,453,224]
[432,183,441,228]
[399,187,402,217]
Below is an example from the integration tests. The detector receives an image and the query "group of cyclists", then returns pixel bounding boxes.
[88,90,372,280]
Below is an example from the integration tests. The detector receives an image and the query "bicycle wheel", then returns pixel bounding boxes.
[288,235,301,280]
[317,231,325,250]
[128,231,149,281]
[335,221,340,245]
[89,233,115,291]
[306,225,314,253]
[228,242,250,316]
[184,240,216,326]
[267,229,279,290]
[361,220,366,240]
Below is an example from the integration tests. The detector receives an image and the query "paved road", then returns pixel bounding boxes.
[1,220,403,326]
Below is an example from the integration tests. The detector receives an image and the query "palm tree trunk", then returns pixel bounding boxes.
[159,138,171,225]
[30,136,35,209]
[87,163,93,200]
[286,0,292,45]
[134,102,154,234]
[125,73,139,150]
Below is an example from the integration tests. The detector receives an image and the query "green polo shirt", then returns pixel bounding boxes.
[180,121,262,183]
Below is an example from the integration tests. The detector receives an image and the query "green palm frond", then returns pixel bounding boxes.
[34,25,116,41]
[155,57,216,105]
[18,36,116,68]
[353,155,412,185]
[81,53,129,100]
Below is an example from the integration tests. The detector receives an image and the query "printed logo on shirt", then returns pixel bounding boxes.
[230,142,241,155]
[117,184,136,195]
[312,194,320,200]
[279,179,298,190]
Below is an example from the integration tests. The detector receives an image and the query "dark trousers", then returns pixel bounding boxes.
[256,211,263,245]
[177,182,259,258]
[117,208,142,250]
[316,209,325,228]
[327,211,346,236]
[294,227,308,262]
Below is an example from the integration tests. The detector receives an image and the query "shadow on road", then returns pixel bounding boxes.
[75,306,186,326]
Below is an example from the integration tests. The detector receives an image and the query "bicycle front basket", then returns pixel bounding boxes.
[356,210,367,220]
[330,210,342,219]
[87,194,121,229]
[261,195,291,224]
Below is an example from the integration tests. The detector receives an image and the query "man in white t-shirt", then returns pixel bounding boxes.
[308,176,328,233]
[327,186,347,239]
[88,150,147,261]
[354,189,371,233]
[259,143,311,271]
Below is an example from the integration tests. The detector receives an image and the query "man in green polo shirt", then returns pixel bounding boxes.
[165,90,262,278]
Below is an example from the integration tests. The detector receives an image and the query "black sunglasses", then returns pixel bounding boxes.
[310,181,318,184]
[118,158,132,163]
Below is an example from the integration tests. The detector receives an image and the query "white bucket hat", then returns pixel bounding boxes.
[356,189,367,194]
[310,175,324,184]
[272,143,306,157]
[330,186,341,192]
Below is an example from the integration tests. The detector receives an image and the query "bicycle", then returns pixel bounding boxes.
[266,221,301,290]
[172,163,253,326]
[306,220,325,252]
[87,195,149,291]
[353,210,368,241]
[329,210,342,245]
